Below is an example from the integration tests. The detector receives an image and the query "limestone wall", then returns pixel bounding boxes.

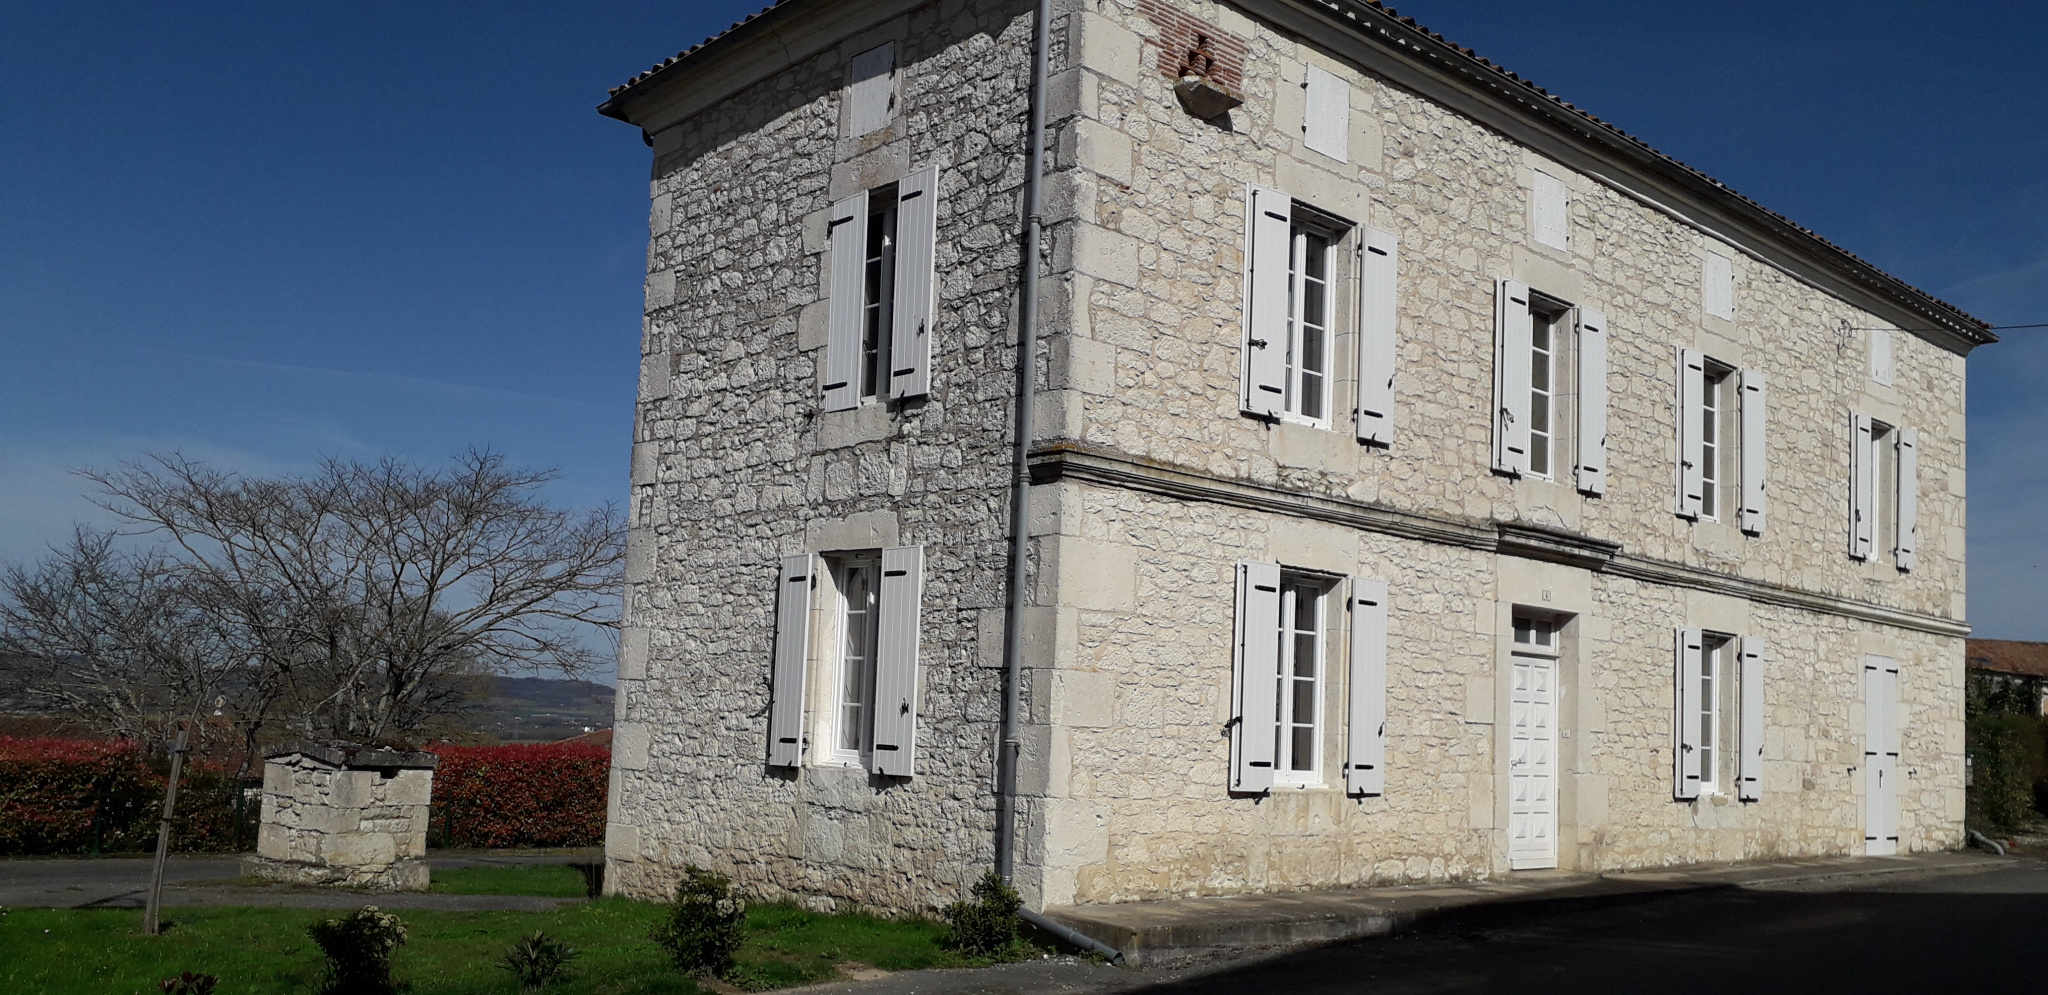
[1007,0,1969,907]
[609,0,1971,917]
[1019,479,1964,907]
[1044,1,1968,623]
[251,754,432,891]
[607,0,1044,915]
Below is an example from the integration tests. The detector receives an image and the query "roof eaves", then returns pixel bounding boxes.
[597,0,1995,345]
[598,0,802,122]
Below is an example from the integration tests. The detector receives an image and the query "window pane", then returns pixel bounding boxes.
[1530,394,1550,434]
[1531,315,1550,352]
[1530,435,1549,474]
[1293,634,1317,678]
[1303,231,1327,276]
[1303,280,1326,335]
[1290,725,1315,771]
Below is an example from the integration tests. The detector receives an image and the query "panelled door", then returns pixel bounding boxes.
[1508,653,1558,869]
[1864,656,1899,856]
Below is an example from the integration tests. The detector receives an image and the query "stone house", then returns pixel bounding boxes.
[597,0,1992,916]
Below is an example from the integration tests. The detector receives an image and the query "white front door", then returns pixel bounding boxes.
[1864,656,1899,856]
[1508,653,1558,869]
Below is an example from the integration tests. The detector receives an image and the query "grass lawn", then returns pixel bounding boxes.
[430,863,590,898]
[0,900,986,994]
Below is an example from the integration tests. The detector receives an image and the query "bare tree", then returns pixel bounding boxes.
[0,528,235,751]
[83,450,625,746]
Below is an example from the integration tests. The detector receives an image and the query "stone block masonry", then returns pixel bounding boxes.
[243,742,439,892]
[597,0,1981,917]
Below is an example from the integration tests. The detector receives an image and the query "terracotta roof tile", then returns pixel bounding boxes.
[1968,640,2048,679]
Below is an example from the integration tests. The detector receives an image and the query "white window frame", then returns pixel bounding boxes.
[1871,419,1899,564]
[858,187,901,403]
[1524,296,1572,480]
[1512,614,1560,654]
[1699,362,1735,521]
[1273,575,1329,787]
[1281,219,1339,427]
[825,556,882,767]
[1696,633,1733,795]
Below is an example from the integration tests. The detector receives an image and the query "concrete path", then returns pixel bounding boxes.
[0,852,598,911]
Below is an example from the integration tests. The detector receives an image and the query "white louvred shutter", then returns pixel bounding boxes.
[1533,172,1568,250]
[823,191,868,412]
[1674,628,1704,800]
[1676,348,1705,520]
[1231,561,1282,794]
[1739,635,1766,802]
[1869,328,1894,386]
[1574,308,1608,496]
[872,545,923,777]
[1739,368,1767,534]
[889,165,939,401]
[1493,279,1532,475]
[1303,65,1350,163]
[1850,414,1875,560]
[1242,187,1291,419]
[847,43,897,137]
[1703,254,1734,320]
[767,555,814,767]
[1895,428,1918,571]
[1355,226,1398,446]
[1346,577,1388,796]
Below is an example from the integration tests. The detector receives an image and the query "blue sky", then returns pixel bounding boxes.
[1,1,2042,652]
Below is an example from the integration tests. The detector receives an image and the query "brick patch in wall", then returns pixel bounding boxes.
[1137,0,1248,93]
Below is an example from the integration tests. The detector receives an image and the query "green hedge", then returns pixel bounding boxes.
[1966,715,2048,829]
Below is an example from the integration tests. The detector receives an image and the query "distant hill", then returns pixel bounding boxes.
[466,675,615,744]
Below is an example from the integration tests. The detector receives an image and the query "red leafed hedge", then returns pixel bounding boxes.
[428,742,609,849]
[0,736,256,856]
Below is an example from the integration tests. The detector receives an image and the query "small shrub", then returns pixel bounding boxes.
[307,906,409,995]
[941,870,1022,957]
[158,972,219,994]
[500,930,578,992]
[649,866,747,978]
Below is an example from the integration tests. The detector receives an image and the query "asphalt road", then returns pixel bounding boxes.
[1126,861,2048,994]
[0,853,594,911]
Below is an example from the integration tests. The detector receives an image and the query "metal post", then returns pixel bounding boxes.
[143,720,192,936]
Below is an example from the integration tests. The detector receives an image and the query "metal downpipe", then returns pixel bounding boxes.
[996,0,1054,885]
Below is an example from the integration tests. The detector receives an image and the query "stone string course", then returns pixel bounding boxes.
[607,0,1968,916]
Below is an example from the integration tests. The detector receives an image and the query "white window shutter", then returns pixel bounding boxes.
[1676,348,1705,520]
[1355,226,1398,446]
[1533,172,1568,250]
[1738,635,1766,802]
[1231,561,1282,794]
[1739,368,1767,534]
[1850,414,1875,560]
[767,555,814,768]
[889,165,939,400]
[1896,428,1918,571]
[1493,279,1532,475]
[823,191,868,412]
[872,545,923,777]
[1870,328,1894,386]
[847,43,897,137]
[1575,308,1608,496]
[1303,65,1349,163]
[1704,254,1734,320]
[1346,577,1388,796]
[1242,187,1291,419]
[1674,628,1704,800]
